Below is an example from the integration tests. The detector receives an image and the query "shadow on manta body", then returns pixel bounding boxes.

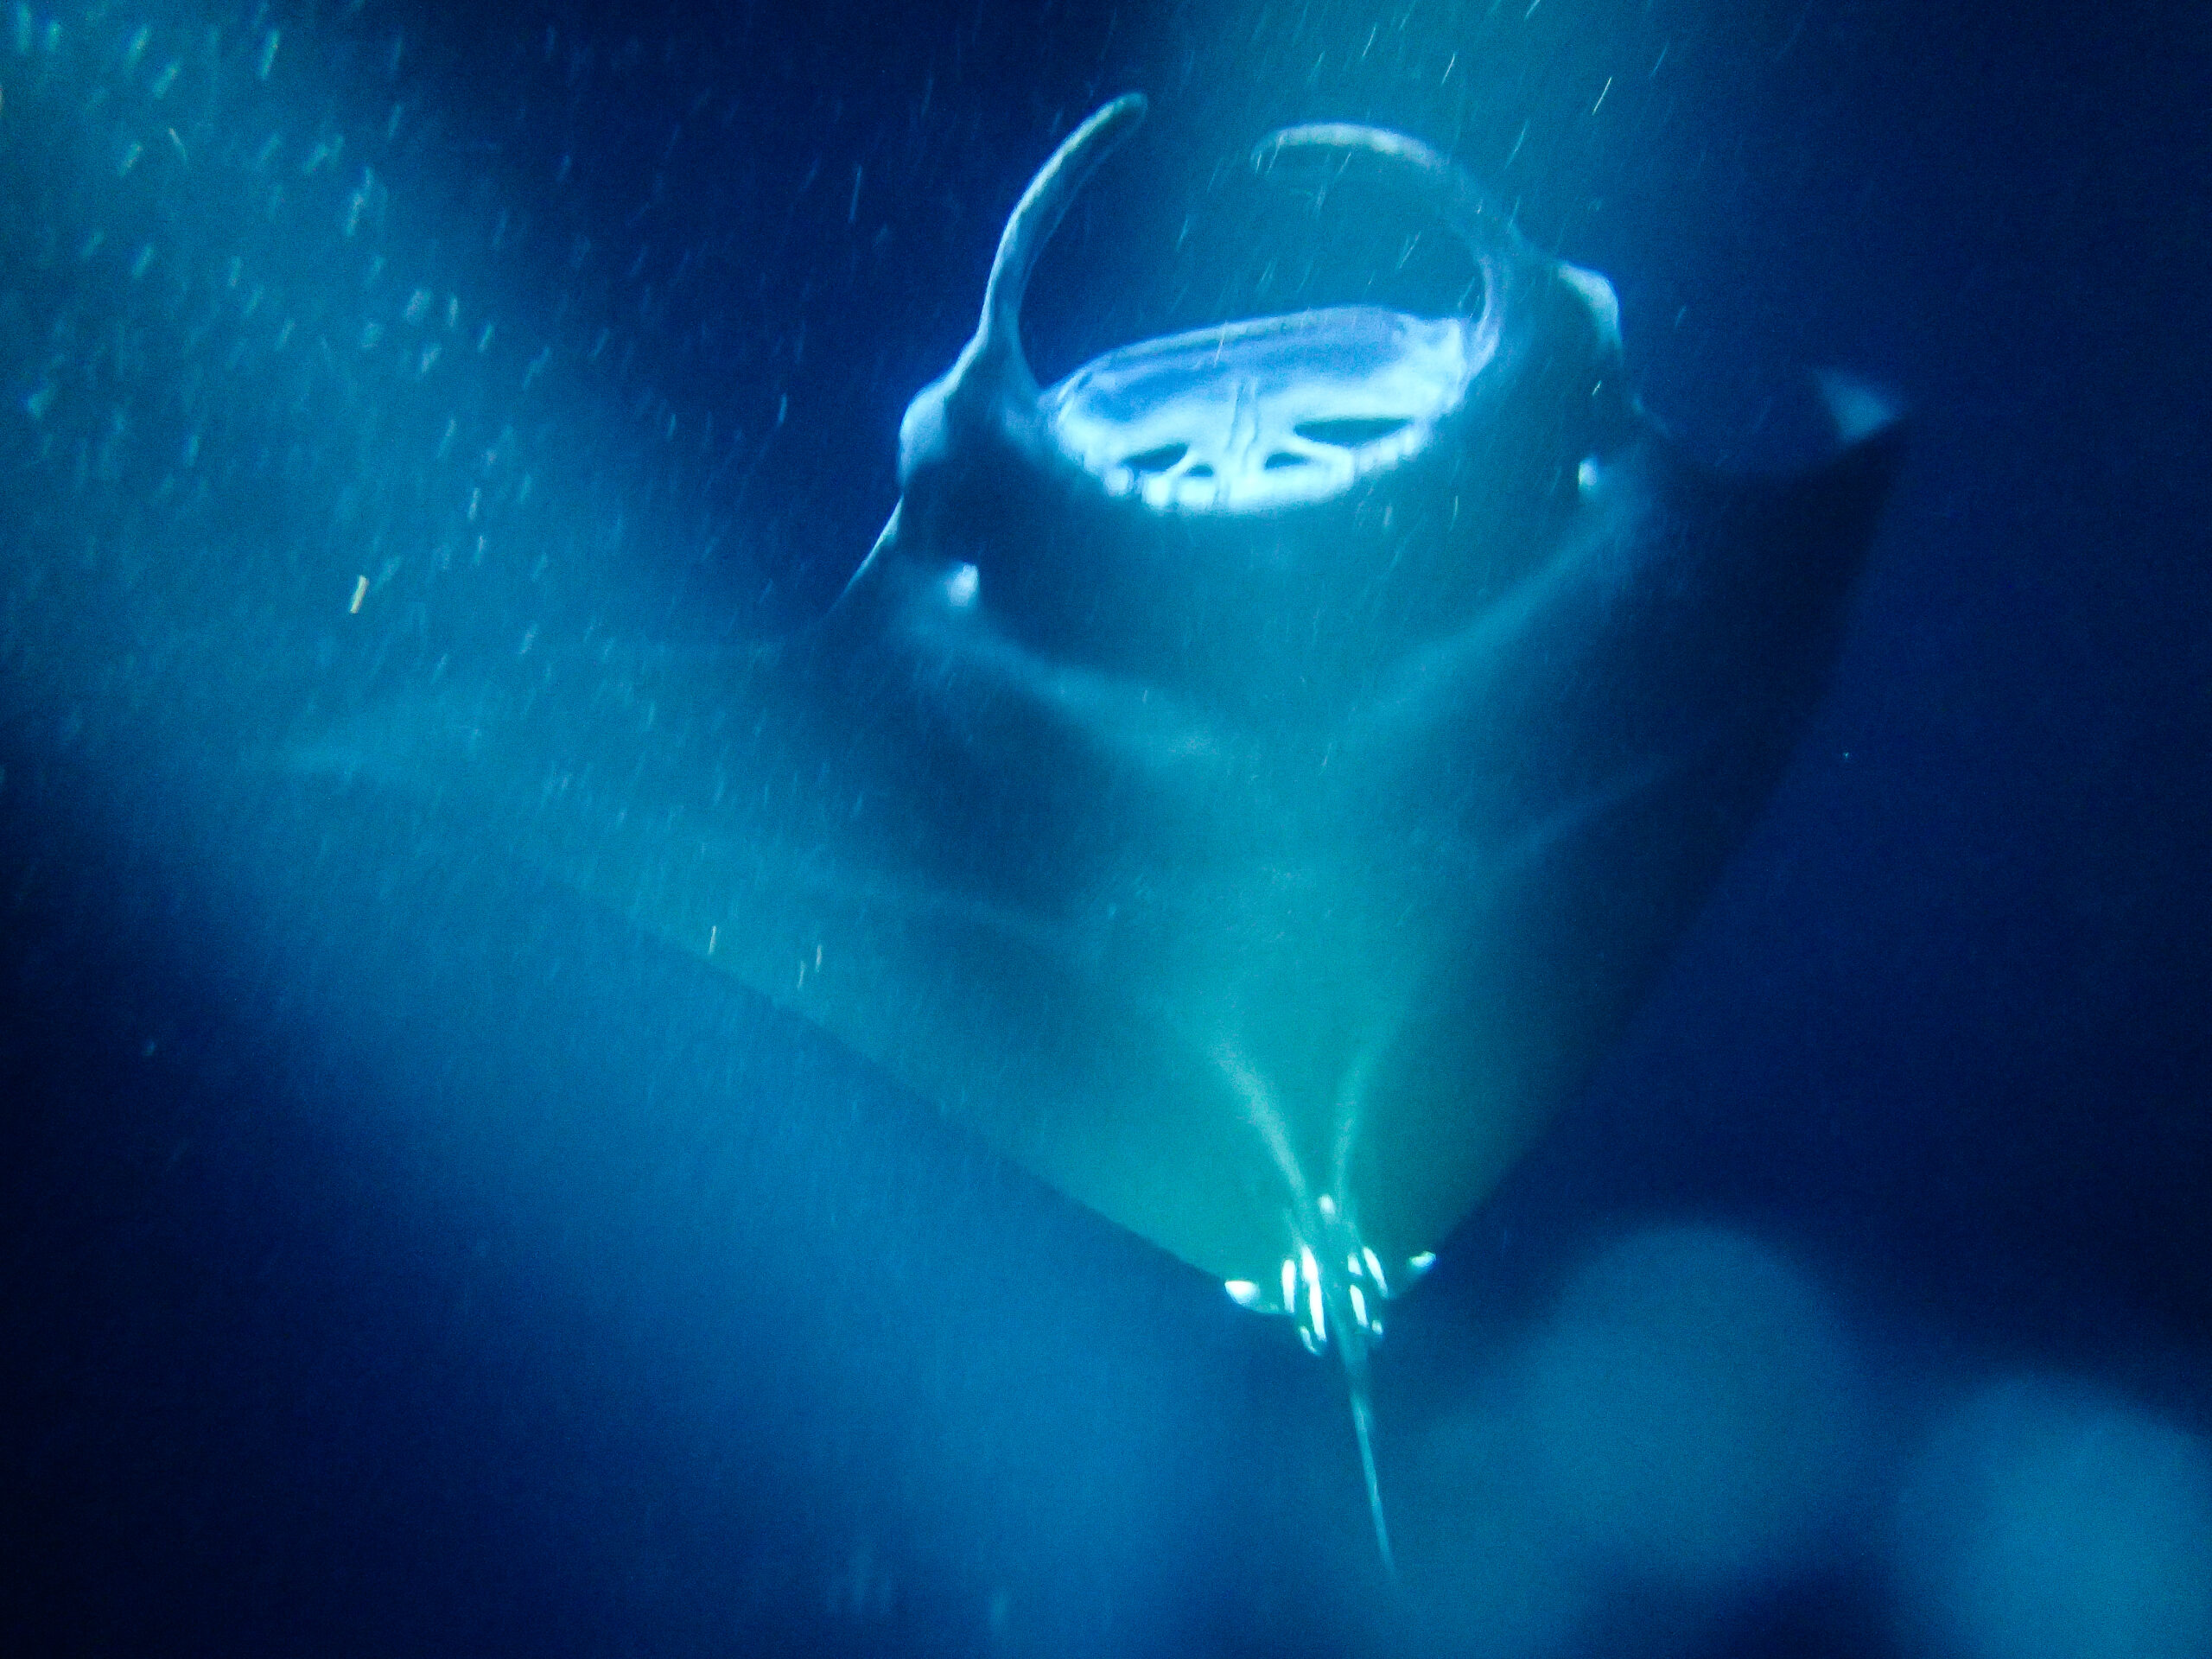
[325,95,1900,1571]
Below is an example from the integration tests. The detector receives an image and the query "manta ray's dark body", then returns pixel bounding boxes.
[327,97,1899,1563]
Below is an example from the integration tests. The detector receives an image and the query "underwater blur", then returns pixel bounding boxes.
[3,2,2208,1656]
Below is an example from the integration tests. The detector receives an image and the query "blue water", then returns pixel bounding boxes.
[3,2,2208,1656]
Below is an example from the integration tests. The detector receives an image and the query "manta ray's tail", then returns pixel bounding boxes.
[1344,1342,1399,1580]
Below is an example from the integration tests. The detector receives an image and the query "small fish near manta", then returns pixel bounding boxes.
[321,95,1900,1572]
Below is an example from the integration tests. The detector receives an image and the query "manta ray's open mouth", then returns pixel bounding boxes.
[1045,306,1484,513]
[1031,118,1536,516]
[888,100,1539,534]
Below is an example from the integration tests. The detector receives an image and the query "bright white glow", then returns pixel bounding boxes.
[1046,308,1483,515]
[1361,1246,1386,1290]
[1558,262,1622,354]
[1223,1279,1262,1306]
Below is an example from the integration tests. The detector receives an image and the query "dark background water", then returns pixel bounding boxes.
[3,1,2208,1656]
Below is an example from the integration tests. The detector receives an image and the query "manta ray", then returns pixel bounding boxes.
[321,96,1900,1567]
